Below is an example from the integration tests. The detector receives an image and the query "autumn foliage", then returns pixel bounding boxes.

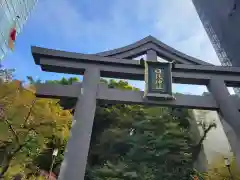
[0,74,221,179]
[0,80,72,179]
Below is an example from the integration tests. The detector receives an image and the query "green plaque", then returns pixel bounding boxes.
[144,60,173,100]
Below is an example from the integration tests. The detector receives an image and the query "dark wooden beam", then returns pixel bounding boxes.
[34,83,240,110]
[174,64,240,74]
[95,36,211,65]
[35,83,82,99]
[32,46,140,67]
[109,43,195,65]
[32,46,240,74]
[38,57,240,86]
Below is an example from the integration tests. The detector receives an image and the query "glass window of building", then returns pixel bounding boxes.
[0,0,38,60]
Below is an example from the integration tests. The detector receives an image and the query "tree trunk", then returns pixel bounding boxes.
[0,155,12,178]
[192,124,216,162]
[0,145,24,178]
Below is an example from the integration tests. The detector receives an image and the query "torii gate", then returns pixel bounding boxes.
[32,36,240,180]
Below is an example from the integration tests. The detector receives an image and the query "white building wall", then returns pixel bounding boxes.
[193,110,233,165]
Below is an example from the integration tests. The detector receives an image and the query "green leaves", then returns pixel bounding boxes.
[45,77,80,85]
[85,79,195,180]
[0,77,201,179]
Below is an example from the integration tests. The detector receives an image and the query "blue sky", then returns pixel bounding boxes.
[2,0,222,95]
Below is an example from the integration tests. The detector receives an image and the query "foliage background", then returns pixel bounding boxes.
[0,67,237,179]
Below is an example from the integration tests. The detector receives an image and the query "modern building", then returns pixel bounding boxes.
[192,0,240,163]
[191,0,240,94]
[0,0,38,60]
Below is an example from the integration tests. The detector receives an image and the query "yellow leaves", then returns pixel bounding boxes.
[60,110,71,116]
[1,82,33,124]
[204,156,240,180]
[0,80,72,146]
[0,80,73,178]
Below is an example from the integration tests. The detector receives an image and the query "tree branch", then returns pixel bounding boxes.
[192,123,216,162]
[10,143,25,156]
[0,139,12,145]
[23,98,36,126]
[0,122,43,178]
[197,123,216,147]
[0,139,26,178]
[4,119,20,145]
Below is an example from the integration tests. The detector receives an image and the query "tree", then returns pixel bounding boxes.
[0,80,72,179]
[86,105,195,180]
[31,77,81,178]
[82,80,196,179]
[28,77,209,179]
[46,77,80,85]
[31,135,67,177]
[203,156,240,179]
[26,76,41,85]
[0,64,15,83]
[192,110,217,162]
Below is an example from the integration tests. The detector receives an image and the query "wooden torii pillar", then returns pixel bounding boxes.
[56,68,99,180]
[32,36,240,180]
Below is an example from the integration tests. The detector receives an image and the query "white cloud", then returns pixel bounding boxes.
[154,0,197,41]
[153,0,220,65]
[32,0,139,52]
[31,0,228,94]
[32,0,220,63]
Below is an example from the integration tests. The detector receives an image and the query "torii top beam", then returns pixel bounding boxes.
[32,35,240,87]
[96,35,212,65]
[33,35,212,66]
